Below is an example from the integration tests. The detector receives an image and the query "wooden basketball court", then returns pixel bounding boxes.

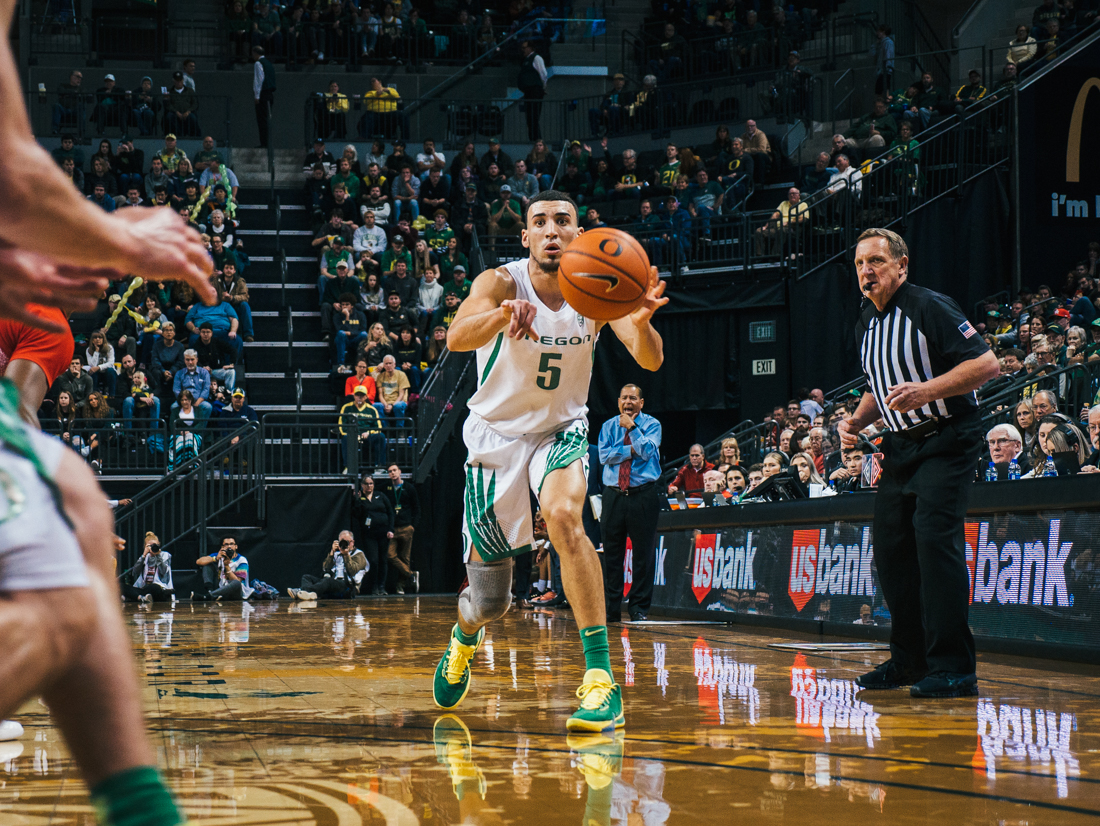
[1,598,1097,824]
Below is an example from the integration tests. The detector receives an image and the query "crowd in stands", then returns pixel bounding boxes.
[665,240,1100,503]
[45,133,257,473]
[51,65,204,137]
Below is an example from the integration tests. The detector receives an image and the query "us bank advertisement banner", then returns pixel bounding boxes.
[648,511,1100,649]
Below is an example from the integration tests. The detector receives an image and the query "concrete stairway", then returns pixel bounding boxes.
[232,148,305,188]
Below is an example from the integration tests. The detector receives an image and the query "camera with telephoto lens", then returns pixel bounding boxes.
[338,538,349,550]
[149,542,161,554]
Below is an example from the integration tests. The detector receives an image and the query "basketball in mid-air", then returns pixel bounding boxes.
[558,228,651,320]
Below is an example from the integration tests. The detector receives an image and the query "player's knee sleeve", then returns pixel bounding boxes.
[459,558,514,627]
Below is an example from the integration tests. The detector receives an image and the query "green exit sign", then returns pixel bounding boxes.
[749,320,776,343]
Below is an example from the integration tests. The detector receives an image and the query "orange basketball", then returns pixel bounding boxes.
[558,227,651,321]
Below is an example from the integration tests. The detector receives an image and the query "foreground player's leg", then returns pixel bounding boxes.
[2,358,48,426]
[540,461,624,732]
[0,438,183,826]
[433,555,512,709]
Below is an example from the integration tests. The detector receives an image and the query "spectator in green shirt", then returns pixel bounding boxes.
[443,266,471,300]
[193,135,224,173]
[685,168,724,237]
[488,186,523,244]
[331,157,360,200]
[845,97,898,158]
[380,234,412,277]
[423,210,455,254]
[437,236,468,284]
[656,143,681,191]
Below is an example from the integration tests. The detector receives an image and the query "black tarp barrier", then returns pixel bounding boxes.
[789,263,863,395]
[621,477,1100,663]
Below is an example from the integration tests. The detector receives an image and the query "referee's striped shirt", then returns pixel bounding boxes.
[858,282,991,432]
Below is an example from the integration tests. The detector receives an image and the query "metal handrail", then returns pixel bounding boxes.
[831,67,854,135]
[295,368,303,414]
[549,139,569,190]
[405,17,606,117]
[286,303,294,372]
[278,248,288,308]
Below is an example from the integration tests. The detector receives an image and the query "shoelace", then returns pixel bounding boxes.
[575,679,614,710]
[444,639,476,684]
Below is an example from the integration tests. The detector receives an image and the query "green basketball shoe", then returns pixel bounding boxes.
[566,668,625,732]
[433,624,485,710]
[433,714,486,801]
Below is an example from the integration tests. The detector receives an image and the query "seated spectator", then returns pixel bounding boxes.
[51,133,84,170]
[790,452,829,490]
[171,350,213,421]
[829,132,858,167]
[120,533,174,603]
[384,140,415,180]
[215,388,258,439]
[685,169,723,238]
[353,209,388,268]
[373,354,410,425]
[741,119,773,184]
[824,154,862,220]
[391,167,420,223]
[314,209,354,252]
[507,160,540,211]
[87,183,116,213]
[192,134,224,173]
[845,97,897,158]
[359,271,385,321]
[122,369,160,429]
[53,357,93,406]
[416,139,448,186]
[165,72,200,137]
[951,70,988,110]
[320,260,362,340]
[443,266,472,300]
[339,386,386,471]
[330,184,359,228]
[393,326,422,391]
[488,185,524,243]
[318,81,349,141]
[761,451,787,478]
[664,196,691,270]
[432,291,463,329]
[903,72,945,131]
[344,359,377,401]
[479,138,514,179]
[828,442,872,491]
[799,152,835,198]
[424,325,448,373]
[85,329,117,396]
[668,444,713,494]
[216,261,253,342]
[1008,24,1037,68]
[191,536,252,601]
[317,235,356,299]
[194,322,237,390]
[289,531,368,600]
[144,157,171,203]
[119,187,145,209]
[304,138,337,174]
[112,136,145,194]
[359,77,406,140]
[60,156,84,191]
[984,422,1025,475]
[479,162,507,205]
[725,466,748,497]
[150,321,185,394]
[452,183,489,251]
[361,184,392,226]
[358,322,393,368]
[333,293,370,367]
[633,200,669,269]
[199,165,240,204]
[184,294,241,358]
[754,187,809,256]
[380,235,411,278]
[423,210,454,256]
[1080,405,1100,471]
[362,160,389,199]
[419,168,450,216]
[379,290,417,342]
[589,73,631,137]
[304,163,333,225]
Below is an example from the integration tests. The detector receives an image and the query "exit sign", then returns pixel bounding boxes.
[749,321,776,343]
[752,359,776,376]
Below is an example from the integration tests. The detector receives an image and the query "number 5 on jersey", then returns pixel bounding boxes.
[537,353,562,390]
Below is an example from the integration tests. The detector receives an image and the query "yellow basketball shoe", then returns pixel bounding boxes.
[433,624,484,710]
[432,714,486,801]
[566,668,625,732]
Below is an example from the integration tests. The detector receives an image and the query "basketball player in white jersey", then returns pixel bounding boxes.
[432,190,667,732]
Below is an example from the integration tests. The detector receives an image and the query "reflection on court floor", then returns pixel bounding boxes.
[1,598,1098,824]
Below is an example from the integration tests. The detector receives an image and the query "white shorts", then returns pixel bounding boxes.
[461,413,589,563]
[0,430,89,592]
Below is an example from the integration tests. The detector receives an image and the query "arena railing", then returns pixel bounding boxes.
[40,418,168,476]
[659,418,776,485]
[978,362,1098,431]
[113,421,263,566]
[260,413,416,480]
[28,90,236,144]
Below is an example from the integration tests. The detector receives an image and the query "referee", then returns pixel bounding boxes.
[839,229,999,698]
[598,384,662,623]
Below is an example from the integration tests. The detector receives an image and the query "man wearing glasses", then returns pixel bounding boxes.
[1080,406,1100,473]
[984,424,1024,468]
[191,536,253,601]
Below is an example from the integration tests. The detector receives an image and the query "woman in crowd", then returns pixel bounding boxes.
[360,272,385,324]
[437,236,468,285]
[526,139,556,191]
[590,158,616,200]
[411,238,438,280]
[1015,398,1038,455]
[393,326,423,392]
[1066,326,1087,363]
[679,148,700,181]
[207,209,235,248]
[364,140,387,170]
[1007,24,1037,68]
[449,141,480,181]
[54,390,78,443]
[342,144,362,177]
[85,329,117,396]
[423,325,448,375]
[1017,315,1033,354]
[1023,415,1088,477]
[77,390,112,472]
[344,358,376,400]
[761,451,787,478]
[715,436,741,472]
[790,452,831,491]
[704,125,733,167]
[358,322,392,369]
[1028,314,1046,343]
[168,390,203,472]
[90,138,114,173]
[171,279,198,329]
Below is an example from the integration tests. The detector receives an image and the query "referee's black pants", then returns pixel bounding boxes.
[601,483,660,619]
[873,415,981,676]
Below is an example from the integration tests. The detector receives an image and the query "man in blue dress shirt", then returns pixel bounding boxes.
[598,384,662,622]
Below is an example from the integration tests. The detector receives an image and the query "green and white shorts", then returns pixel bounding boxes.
[461,413,589,563]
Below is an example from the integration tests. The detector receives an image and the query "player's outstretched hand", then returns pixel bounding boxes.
[0,247,114,331]
[628,267,669,327]
[110,208,216,304]
[501,298,538,341]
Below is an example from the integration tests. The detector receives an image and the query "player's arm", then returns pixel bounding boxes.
[604,267,667,371]
[445,267,529,350]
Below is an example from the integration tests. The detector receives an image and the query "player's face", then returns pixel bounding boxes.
[854,237,907,309]
[522,201,580,273]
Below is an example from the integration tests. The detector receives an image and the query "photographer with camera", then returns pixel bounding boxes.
[119,531,175,603]
[191,535,253,601]
[288,530,368,600]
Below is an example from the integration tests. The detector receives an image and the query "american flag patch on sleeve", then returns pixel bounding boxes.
[958,321,978,339]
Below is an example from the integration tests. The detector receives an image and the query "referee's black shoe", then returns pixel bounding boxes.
[855,660,924,690]
[909,671,979,698]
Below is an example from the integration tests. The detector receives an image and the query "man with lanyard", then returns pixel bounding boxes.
[839,228,999,698]
[597,384,662,623]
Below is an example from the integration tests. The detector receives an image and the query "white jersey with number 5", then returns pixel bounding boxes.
[467,259,599,437]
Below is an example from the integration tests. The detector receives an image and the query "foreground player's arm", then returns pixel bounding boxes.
[605,267,667,371]
[838,392,881,448]
[445,267,527,350]
[0,0,213,300]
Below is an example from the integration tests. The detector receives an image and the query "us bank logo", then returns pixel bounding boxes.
[1051,77,1100,218]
